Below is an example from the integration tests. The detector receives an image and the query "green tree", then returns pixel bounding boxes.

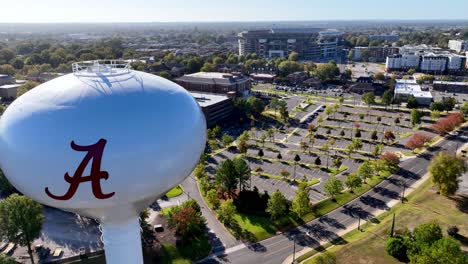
[169,203,206,241]
[288,51,299,61]
[206,189,220,209]
[385,236,408,262]
[382,90,393,108]
[291,184,311,217]
[246,96,265,117]
[407,95,419,109]
[266,190,289,220]
[233,157,250,191]
[266,128,274,142]
[460,102,468,116]
[278,60,303,76]
[217,199,237,227]
[215,159,239,193]
[0,254,17,264]
[238,139,248,154]
[430,101,445,112]
[441,97,457,112]
[357,160,374,183]
[200,62,214,72]
[413,222,443,247]
[221,134,234,146]
[430,110,441,120]
[344,173,362,193]
[362,92,376,107]
[410,109,424,126]
[428,152,467,196]
[269,97,280,117]
[278,100,288,121]
[313,62,339,82]
[0,194,44,264]
[323,176,343,200]
[412,237,468,264]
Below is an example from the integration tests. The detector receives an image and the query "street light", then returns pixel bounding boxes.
[401,184,406,203]
[292,238,296,264]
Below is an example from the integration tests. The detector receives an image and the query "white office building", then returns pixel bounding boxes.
[448,40,468,53]
[386,54,420,71]
[419,54,447,72]
[394,79,432,106]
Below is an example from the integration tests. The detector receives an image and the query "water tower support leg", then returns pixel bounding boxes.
[101,217,144,264]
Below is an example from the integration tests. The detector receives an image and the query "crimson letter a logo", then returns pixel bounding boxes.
[45,139,115,200]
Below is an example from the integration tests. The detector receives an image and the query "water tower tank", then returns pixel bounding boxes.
[0,60,207,263]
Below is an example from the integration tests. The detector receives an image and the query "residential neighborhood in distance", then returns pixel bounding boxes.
[0,1,468,264]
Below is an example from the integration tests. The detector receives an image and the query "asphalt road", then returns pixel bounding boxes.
[199,126,468,264]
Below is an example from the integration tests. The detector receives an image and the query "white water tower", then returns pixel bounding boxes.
[0,60,206,263]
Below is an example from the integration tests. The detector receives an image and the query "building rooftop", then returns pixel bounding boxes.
[433,81,468,86]
[395,79,432,98]
[250,73,276,77]
[177,72,249,85]
[0,84,21,89]
[190,92,229,107]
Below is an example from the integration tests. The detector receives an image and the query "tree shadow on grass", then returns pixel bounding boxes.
[449,195,468,214]
[452,233,468,246]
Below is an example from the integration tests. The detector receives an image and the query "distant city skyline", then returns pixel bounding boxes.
[1,0,468,23]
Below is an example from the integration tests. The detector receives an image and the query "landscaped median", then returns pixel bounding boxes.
[246,154,348,176]
[200,172,389,242]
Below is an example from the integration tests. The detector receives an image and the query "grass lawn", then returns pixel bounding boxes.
[161,244,191,264]
[165,185,183,198]
[302,179,468,264]
[229,175,386,242]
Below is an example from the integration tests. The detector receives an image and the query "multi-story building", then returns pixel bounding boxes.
[238,28,344,61]
[352,46,399,62]
[419,54,448,73]
[175,72,251,97]
[0,74,14,86]
[386,54,420,71]
[386,46,467,74]
[191,92,234,127]
[448,40,468,53]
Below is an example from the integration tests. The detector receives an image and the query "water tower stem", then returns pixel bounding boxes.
[101,217,144,264]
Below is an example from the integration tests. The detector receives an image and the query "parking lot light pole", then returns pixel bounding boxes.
[358,216,361,232]
[401,184,406,203]
[292,238,296,264]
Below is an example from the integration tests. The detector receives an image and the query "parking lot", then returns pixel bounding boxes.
[205,94,440,204]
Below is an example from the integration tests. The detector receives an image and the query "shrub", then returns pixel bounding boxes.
[405,133,432,151]
[385,236,408,262]
[431,112,465,134]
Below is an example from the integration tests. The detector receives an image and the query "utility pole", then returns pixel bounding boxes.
[292,238,296,264]
[401,184,406,203]
[357,216,361,231]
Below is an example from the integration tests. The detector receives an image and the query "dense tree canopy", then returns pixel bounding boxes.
[429,152,467,196]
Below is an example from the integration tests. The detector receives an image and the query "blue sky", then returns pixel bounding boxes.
[1,0,468,23]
